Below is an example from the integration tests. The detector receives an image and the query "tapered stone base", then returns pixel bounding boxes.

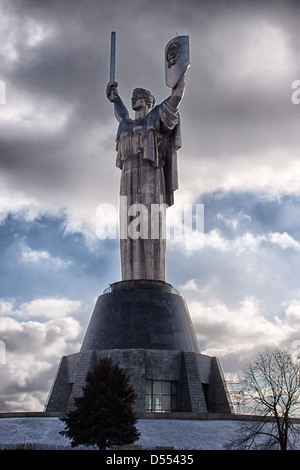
[81,280,200,353]
[46,281,233,415]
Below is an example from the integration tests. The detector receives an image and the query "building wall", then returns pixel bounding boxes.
[46,349,233,415]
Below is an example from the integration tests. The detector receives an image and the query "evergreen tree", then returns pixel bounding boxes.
[60,357,140,449]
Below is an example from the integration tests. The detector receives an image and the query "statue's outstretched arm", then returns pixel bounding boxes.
[168,75,185,109]
[106,81,129,122]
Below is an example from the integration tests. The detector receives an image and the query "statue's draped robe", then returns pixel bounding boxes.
[115,96,181,281]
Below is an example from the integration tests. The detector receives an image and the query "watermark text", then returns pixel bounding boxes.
[96,197,204,250]
[291,80,300,105]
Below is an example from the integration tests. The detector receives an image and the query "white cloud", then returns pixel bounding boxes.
[20,241,73,269]
[0,181,43,223]
[0,297,83,320]
[224,20,293,87]
[285,301,300,325]
[0,295,83,410]
[202,229,300,253]
[178,272,300,370]
[0,2,55,63]
[216,211,252,230]
[0,299,15,316]
[0,87,73,134]
[0,296,83,361]
[0,313,81,357]
[268,232,300,251]
[178,148,300,206]
[188,295,298,365]
[179,279,199,292]
[19,297,83,320]
[26,18,54,48]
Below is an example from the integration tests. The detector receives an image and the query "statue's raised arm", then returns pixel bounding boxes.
[168,75,186,109]
[106,81,129,122]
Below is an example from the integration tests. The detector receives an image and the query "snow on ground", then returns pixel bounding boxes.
[137,419,240,450]
[0,417,247,450]
[1,417,300,450]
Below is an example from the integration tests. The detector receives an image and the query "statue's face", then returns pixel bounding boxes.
[131,95,148,111]
[131,90,151,112]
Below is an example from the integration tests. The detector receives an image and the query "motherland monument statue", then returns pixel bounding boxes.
[46,34,233,416]
[106,32,190,281]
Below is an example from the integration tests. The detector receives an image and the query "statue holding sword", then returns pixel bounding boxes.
[106,32,190,282]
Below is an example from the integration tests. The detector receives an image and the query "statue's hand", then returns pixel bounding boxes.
[106,81,119,102]
[169,75,185,108]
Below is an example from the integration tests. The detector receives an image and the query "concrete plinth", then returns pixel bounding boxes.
[46,281,233,415]
[81,280,200,353]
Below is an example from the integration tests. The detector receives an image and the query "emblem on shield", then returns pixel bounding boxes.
[165,35,190,88]
[166,41,182,68]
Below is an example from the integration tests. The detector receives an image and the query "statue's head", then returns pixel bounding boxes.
[131,88,155,111]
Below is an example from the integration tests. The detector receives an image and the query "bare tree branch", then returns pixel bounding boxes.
[226,347,300,450]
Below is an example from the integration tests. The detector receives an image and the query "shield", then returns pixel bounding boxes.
[165,35,190,88]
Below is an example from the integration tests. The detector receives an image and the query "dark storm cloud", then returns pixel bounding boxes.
[1,0,300,218]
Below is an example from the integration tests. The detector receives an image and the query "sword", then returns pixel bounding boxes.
[110,31,116,82]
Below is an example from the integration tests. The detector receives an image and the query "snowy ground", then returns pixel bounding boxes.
[0,417,299,450]
[0,417,257,450]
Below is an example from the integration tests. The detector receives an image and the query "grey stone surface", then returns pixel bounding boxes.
[180,352,207,413]
[46,348,233,414]
[208,357,234,414]
[80,281,200,354]
[46,281,233,415]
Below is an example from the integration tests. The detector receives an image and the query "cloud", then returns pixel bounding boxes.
[0,296,82,338]
[0,180,44,224]
[203,229,300,253]
[0,295,83,411]
[15,297,83,320]
[20,240,73,268]
[184,292,300,372]
[0,315,81,356]
[169,225,300,258]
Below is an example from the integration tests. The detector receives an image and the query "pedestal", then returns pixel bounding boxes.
[46,281,233,415]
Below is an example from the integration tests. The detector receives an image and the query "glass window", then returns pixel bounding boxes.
[153,380,162,394]
[162,381,171,394]
[145,379,178,412]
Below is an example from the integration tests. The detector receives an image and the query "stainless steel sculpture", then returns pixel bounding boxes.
[106,34,190,281]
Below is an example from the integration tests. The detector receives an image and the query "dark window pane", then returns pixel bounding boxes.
[163,395,171,411]
[162,381,171,394]
[172,395,177,411]
[145,394,152,411]
[153,380,162,394]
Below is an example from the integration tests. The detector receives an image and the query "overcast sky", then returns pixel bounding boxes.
[1,0,300,411]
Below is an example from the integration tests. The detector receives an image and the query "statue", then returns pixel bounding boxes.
[106,34,189,282]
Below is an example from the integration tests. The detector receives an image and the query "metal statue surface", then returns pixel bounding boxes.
[165,35,190,88]
[106,34,189,281]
